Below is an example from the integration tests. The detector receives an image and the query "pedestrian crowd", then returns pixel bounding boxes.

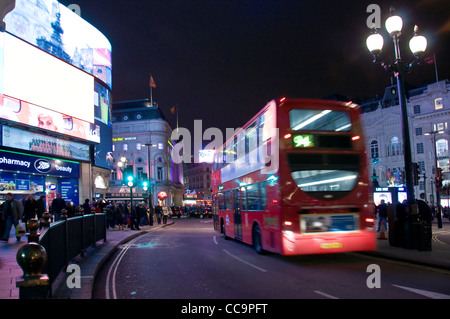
[0,192,179,243]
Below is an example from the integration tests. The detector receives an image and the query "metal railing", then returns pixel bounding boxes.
[38,213,106,287]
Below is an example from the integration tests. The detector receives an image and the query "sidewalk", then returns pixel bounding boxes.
[363,219,450,271]
[0,221,174,299]
[0,219,449,299]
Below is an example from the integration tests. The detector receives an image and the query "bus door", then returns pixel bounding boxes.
[233,188,242,241]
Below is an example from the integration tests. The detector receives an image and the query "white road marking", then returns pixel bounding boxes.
[105,236,141,299]
[392,284,450,299]
[222,249,268,272]
[314,290,340,299]
[213,236,218,245]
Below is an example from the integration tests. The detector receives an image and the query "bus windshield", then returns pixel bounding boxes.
[287,153,360,199]
[289,109,352,131]
[291,170,358,192]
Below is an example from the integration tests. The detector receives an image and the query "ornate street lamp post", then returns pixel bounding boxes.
[366,7,428,205]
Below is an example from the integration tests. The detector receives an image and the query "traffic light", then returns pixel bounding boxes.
[142,181,148,191]
[127,175,134,187]
[412,162,420,186]
[436,168,444,189]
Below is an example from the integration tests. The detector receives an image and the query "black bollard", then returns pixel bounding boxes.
[16,242,50,299]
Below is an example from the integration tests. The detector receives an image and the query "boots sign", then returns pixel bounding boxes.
[0,149,79,177]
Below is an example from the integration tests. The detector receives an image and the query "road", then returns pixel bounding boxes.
[93,218,450,300]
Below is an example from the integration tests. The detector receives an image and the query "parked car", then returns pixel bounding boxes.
[170,206,182,218]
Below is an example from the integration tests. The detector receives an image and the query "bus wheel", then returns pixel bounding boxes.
[252,225,264,255]
[221,219,228,240]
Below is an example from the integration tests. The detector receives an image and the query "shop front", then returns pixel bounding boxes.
[0,149,80,209]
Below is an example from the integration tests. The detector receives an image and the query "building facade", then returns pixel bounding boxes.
[183,162,212,206]
[0,0,112,207]
[361,79,450,205]
[108,99,183,206]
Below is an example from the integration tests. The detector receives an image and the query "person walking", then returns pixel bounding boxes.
[82,199,91,215]
[36,195,46,221]
[115,202,125,230]
[1,193,24,242]
[51,193,66,221]
[155,203,162,225]
[23,194,38,229]
[162,204,171,225]
[377,199,388,232]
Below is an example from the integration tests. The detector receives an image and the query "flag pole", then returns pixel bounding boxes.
[434,53,439,83]
[150,84,153,106]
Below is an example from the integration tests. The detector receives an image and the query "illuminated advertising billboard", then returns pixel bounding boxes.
[94,81,112,126]
[0,32,95,124]
[199,149,215,163]
[94,120,113,169]
[0,94,100,143]
[3,0,112,89]
[2,126,90,161]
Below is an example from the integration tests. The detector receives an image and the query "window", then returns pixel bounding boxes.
[415,127,422,136]
[245,122,257,153]
[111,171,117,181]
[417,143,424,154]
[157,167,164,181]
[224,191,231,210]
[435,98,443,110]
[419,181,424,190]
[418,161,425,172]
[123,143,128,151]
[370,140,379,159]
[218,192,225,210]
[436,139,448,158]
[136,143,141,150]
[289,109,351,131]
[434,122,447,132]
[413,105,421,114]
[391,137,400,156]
[246,183,261,211]
[137,167,144,180]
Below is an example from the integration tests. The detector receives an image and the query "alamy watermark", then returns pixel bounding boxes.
[170,120,280,174]
[366,264,381,288]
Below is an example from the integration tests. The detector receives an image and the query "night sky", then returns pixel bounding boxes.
[59,0,450,134]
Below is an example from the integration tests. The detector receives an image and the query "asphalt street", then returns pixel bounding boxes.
[93,218,450,300]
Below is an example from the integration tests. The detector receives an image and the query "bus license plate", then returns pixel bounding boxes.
[320,242,343,249]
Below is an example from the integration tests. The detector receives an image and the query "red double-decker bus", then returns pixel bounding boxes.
[211,98,376,255]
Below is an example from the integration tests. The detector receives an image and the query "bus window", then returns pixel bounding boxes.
[218,192,224,210]
[245,122,257,153]
[224,191,231,210]
[260,181,266,210]
[289,109,351,132]
[246,184,260,211]
[242,187,247,211]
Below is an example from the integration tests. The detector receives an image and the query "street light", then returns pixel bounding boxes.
[424,129,444,228]
[366,7,427,205]
[118,156,135,217]
[142,143,156,222]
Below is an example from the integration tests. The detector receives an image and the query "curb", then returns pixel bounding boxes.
[52,221,175,299]
[358,250,450,272]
